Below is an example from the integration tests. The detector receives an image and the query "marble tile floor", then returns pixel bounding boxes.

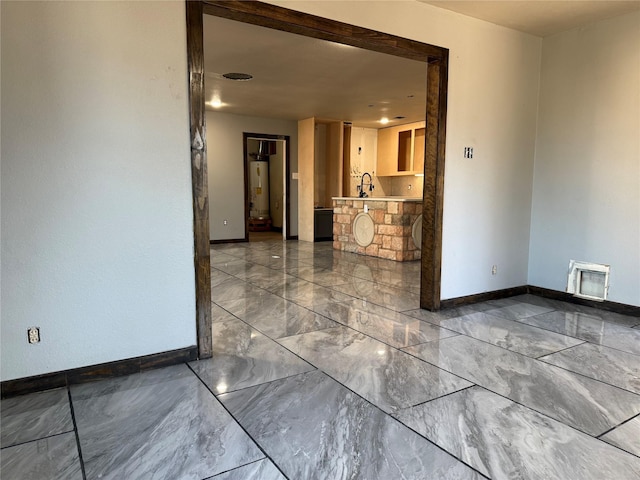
[2,239,640,479]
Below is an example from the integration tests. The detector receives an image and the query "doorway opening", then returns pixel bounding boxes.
[243,133,291,242]
[186,1,449,358]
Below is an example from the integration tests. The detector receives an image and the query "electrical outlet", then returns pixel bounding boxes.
[223,220,228,225]
[492,265,498,275]
[28,327,40,344]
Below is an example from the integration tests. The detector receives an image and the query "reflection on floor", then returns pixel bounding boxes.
[248,230,285,242]
[3,240,640,479]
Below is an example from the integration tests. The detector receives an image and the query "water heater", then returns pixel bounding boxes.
[249,160,270,219]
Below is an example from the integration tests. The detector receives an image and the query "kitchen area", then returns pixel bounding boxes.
[299,117,426,261]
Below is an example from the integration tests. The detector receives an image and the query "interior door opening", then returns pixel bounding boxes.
[243,133,291,242]
[187,1,449,358]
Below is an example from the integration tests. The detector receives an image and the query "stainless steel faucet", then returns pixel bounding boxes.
[358,172,374,198]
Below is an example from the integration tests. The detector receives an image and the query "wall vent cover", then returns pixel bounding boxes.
[567,260,610,301]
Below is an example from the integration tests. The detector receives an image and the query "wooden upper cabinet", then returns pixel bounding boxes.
[376,121,426,176]
[376,126,398,176]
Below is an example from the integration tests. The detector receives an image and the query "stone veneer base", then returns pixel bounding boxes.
[332,198,422,262]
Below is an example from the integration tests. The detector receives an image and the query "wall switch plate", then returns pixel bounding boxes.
[364,204,368,213]
[491,265,497,275]
[28,327,40,344]
[464,147,474,159]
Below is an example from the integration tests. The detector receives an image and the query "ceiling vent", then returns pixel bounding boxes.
[567,260,610,302]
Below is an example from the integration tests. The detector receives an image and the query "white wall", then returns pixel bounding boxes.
[269,1,542,299]
[529,12,640,306]
[206,111,298,240]
[1,1,196,381]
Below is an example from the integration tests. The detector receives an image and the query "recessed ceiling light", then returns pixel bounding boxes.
[380,117,390,125]
[222,72,253,81]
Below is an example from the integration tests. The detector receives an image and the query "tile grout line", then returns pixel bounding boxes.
[597,411,640,439]
[211,241,640,472]
[258,328,493,478]
[200,458,271,480]
[206,285,490,479]
[396,333,633,439]
[397,383,478,411]
[66,386,87,480]
[513,310,640,345]
[537,353,640,396]
[596,412,640,460]
[535,340,588,360]
[185,362,292,480]
[0,430,75,451]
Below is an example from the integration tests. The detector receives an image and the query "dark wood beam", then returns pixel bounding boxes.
[186,0,212,358]
[420,54,448,311]
[201,0,445,62]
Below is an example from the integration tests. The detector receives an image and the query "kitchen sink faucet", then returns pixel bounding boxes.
[358,172,374,198]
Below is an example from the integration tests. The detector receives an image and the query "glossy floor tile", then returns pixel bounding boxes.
[211,268,236,287]
[0,432,83,480]
[483,302,555,321]
[0,388,73,448]
[518,310,640,355]
[394,386,640,479]
[219,370,483,479]
[189,318,315,394]
[287,265,354,287]
[404,334,640,436]
[403,302,497,324]
[4,239,639,479]
[437,311,584,357]
[279,326,472,413]
[540,342,640,394]
[268,277,353,308]
[211,459,286,480]
[71,364,263,479]
[509,294,640,328]
[331,279,421,311]
[601,416,640,457]
[219,291,337,339]
[312,299,458,348]
[213,276,267,301]
[71,365,264,479]
[212,302,238,323]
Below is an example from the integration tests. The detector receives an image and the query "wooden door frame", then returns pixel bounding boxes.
[243,133,292,241]
[186,0,448,358]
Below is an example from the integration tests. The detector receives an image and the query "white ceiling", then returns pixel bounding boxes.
[420,0,640,37]
[203,1,640,127]
[203,15,427,129]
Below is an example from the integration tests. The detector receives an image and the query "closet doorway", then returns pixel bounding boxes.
[243,133,291,242]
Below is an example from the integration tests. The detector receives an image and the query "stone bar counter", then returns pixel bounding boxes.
[332,197,423,262]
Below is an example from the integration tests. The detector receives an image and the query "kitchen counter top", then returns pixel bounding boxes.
[331,196,422,202]
[332,197,423,261]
